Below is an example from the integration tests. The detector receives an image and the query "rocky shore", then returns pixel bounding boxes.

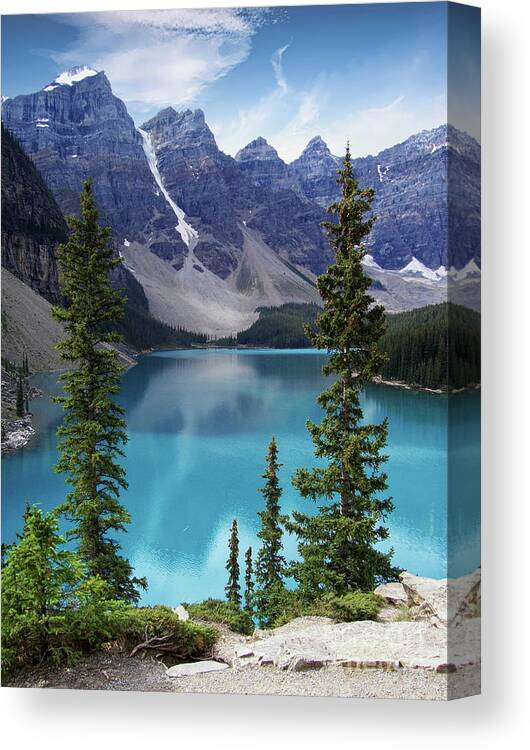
[10,569,481,700]
[1,366,41,452]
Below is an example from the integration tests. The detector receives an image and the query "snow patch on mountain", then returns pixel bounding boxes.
[399,257,441,281]
[51,66,99,87]
[362,254,382,270]
[377,164,389,182]
[138,127,199,249]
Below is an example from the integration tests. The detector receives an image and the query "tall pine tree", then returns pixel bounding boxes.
[52,180,146,603]
[225,518,241,606]
[255,437,286,588]
[289,146,400,598]
[254,437,287,624]
[244,546,254,613]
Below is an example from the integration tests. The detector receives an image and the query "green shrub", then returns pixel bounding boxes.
[185,599,254,635]
[1,507,217,680]
[328,592,383,622]
[113,605,217,656]
[264,589,384,628]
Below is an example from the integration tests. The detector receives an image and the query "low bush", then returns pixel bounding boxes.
[113,605,217,656]
[263,589,384,628]
[327,592,383,622]
[185,599,254,635]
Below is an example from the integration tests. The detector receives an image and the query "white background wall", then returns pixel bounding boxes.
[1,0,528,747]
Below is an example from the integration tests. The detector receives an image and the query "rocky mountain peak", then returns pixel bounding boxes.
[141,107,217,154]
[43,65,104,91]
[302,135,331,156]
[235,137,282,163]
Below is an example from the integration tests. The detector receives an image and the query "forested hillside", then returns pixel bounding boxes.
[217,304,319,348]
[380,303,480,390]
[221,302,480,391]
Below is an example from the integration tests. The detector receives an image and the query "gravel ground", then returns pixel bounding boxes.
[5,650,480,701]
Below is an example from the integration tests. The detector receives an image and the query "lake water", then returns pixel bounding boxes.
[2,349,480,605]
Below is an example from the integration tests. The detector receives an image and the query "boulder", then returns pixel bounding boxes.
[400,569,481,626]
[166,660,229,678]
[171,605,189,622]
[374,582,408,606]
[248,615,480,673]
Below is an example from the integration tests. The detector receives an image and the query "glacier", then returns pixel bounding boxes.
[137,127,199,249]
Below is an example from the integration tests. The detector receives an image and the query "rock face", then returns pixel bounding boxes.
[291,125,480,271]
[290,136,341,208]
[236,136,297,192]
[141,107,331,278]
[1,415,35,451]
[400,569,481,627]
[1,125,67,302]
[2,66,480,332]
[1,69,178,249]
[374,582,408,606]
[141,107,244,278]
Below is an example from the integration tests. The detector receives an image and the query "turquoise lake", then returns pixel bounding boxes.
[2,349,480,605]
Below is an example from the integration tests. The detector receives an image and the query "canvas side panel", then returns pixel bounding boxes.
[446,0,481,701]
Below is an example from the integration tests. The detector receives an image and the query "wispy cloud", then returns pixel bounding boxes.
[53,9,270,116]
[271,42,290,95]
[213,40,294,155]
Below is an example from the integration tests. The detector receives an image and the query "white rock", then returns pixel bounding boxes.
[374,582,408,605]
[400,569,481,626]
[172,605,189,621]
[166,660,229,678]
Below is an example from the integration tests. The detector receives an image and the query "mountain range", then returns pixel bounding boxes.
[2,65,480,335]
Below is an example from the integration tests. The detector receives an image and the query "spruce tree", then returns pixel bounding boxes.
[254,437,287,624]
[52,180,146,603]
[225,518,241,606]
[1,506,82,665]
[255,437,286,589]
[289,146,400,598]
[244,546,254,612]
[16,375,24,417]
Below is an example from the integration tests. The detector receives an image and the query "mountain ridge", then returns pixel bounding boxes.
[2,67,480,333]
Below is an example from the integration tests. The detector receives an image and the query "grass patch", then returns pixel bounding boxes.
[185,599,254,635]
[394,605,414,622]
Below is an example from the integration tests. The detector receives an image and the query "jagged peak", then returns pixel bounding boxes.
[305,135,330,152]
[235,136,283,162]
[43,65,101,91]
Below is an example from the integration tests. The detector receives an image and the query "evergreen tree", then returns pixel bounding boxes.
[288,146,400,598]
[255,437,286,588]
[1,506,82,665]
[225,519,241,606]
[244,546,254,612]
[52,180,146,603]
[254,437,288,625]
[16,374,24,417]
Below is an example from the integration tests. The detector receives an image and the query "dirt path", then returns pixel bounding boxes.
[6,651,479,701]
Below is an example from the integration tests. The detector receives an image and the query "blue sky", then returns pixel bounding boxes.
[1,3,480,161]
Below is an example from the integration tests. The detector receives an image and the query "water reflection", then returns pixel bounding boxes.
[2,349,480,604]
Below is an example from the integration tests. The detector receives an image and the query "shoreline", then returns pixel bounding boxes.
[2,349,480,453]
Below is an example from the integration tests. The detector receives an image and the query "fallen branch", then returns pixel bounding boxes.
[129,635,176,657]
